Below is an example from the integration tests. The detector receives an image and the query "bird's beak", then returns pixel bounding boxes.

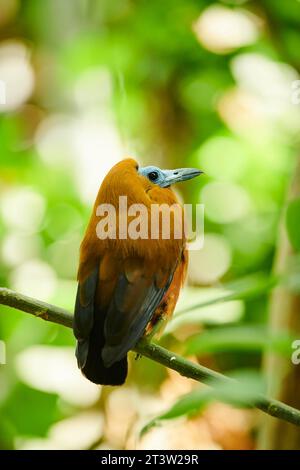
[162,168,203,187]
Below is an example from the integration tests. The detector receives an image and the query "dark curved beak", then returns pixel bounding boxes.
[161,168,203,187]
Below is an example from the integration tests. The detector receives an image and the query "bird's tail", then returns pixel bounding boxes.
[76,309,128,386]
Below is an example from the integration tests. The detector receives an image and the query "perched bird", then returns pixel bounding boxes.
[73,158,202,385]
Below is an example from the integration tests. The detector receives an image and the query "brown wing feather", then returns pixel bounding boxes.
[145,249,188,336]
[100,255,177,367]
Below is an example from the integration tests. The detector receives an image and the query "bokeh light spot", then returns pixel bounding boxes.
[188,234,232,284]
[1,233,42,267]
[16,346,100,408]
[197,136,247,181]
[0,41,34,112]
[10,259,57,301]
[201,182,251,224]
[193,5,259,54]
[1,187,46,233]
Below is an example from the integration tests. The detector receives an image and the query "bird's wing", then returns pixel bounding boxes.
[73,265,99,368]
[144,249,188,336]
[101,257,176,367]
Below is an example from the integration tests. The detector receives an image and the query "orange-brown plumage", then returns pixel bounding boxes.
[73,158,200,385]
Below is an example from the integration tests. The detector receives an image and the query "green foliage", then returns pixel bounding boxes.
[0,0,300,450]
[2,384,59,437]
[286,199,300,252]
[185,326,293,356]
[141,388,212,436]
[141,369,264,436]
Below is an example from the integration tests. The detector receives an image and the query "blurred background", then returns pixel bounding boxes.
[1,0,300,450]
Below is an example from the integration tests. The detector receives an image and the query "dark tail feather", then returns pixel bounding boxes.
[76,310,128,386]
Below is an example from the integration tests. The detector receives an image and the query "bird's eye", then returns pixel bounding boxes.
[148,171,159,181]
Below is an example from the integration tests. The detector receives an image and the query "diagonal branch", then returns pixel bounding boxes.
[0,287,300,427]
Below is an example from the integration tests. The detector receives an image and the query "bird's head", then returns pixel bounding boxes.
[99,158,203,205]
[138,164,203,188]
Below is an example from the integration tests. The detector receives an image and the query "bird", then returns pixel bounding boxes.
[73,158,202,385]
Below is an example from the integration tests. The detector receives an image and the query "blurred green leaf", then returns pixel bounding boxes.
[165,273,276,333]
[175,273,276,317]
[283,254,300,293]
[1,0,300,449]
[185,326,294,356]
[141,370,264,436]
[165,288,244,333]
[141,388,212,436]
[286,199,300,252]
[2,383,59,437]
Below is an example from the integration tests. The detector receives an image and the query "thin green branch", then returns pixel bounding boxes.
[0,288,72,328]
[0,287,300,427]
